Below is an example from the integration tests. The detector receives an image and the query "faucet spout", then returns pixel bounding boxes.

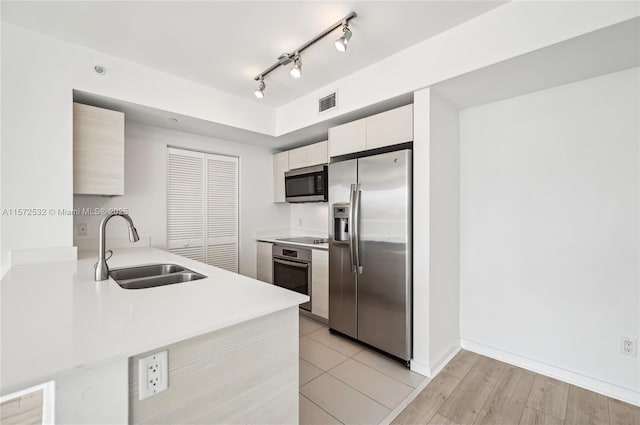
[95,213,140,281]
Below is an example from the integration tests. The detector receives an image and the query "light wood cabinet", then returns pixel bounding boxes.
[129,308,298,424]
[311,249,329,319]
[328,104,414,158]
[256,241,273,283]
[73,102,125,195]
[0,389,44,424]
[366,104,413,150]
[272,151,289,203]
[288,141,328,170]
[328,118,366,157]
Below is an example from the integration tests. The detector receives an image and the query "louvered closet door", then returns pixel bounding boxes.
[167,148,206,262]
[206,154,239,273]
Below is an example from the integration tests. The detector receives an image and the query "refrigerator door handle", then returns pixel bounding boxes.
[353,184,363,274]
[348,184,357,273]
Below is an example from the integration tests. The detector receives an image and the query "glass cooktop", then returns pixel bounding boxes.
[276,236,329,244]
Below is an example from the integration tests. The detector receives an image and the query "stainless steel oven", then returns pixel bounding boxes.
[272,245,312,311]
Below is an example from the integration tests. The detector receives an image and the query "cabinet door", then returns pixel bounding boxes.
[366,104,413,150]
[306,141,328,166]
[73,103,125,195]
[288,146,307,170]
[1,389,44,424]
[273,151,289,203]
[328,119,366,158]
[311,249,329,319]
[288,141,328,169]
[256,242,273,283]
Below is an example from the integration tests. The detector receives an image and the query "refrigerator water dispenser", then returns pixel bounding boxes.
[332,203,350,242]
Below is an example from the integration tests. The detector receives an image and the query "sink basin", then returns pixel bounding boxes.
[110,263,206,289]
[110,264,186,281]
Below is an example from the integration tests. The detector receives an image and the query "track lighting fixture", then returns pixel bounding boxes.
[254,77,265,98]
[290,54,302,79]
[252,11,357,98]
[335,24,352,52]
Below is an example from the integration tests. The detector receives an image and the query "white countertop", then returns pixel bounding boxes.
[256,236,329,251]
[0,247,308,395]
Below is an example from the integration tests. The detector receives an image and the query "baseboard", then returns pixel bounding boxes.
[430,345,461,377]
[461,338,640,407]
[410,358,431,377]
[411,345,460,378]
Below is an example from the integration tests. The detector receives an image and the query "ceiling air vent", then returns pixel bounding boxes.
[318,92,337,113]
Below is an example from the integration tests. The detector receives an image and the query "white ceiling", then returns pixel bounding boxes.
[71,16,639,152]
[1,1,506,107]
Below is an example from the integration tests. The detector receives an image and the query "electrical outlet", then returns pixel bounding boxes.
[621,337,637,357]
[138,350,168,400]
[77,223,88,236]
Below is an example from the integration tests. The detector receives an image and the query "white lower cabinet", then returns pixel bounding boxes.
[256,242,273,283]
[311,250,329,319]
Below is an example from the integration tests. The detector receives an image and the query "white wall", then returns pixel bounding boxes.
[459,68,639,404]
[289,203,328,237]
[411,88,460,378]
[73,122,289,279]
[0,23,274,275]
[276,1,638,136]
[427,90,460,374]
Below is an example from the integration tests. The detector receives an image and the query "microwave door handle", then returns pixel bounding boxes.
[348,184,356,273]
[353,184,363,274]
[273,258,309,269]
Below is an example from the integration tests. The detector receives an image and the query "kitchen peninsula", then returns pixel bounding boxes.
[1,246,307,423]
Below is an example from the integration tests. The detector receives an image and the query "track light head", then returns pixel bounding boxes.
[290,55,302,78]
[335,25,352,52]
[254,77,265,98]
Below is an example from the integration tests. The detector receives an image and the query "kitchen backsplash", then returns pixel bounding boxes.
[289,203,329,236]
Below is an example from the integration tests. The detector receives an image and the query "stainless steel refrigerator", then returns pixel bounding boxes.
[328,149,412,363]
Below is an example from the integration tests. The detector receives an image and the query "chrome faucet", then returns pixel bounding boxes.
[95,213,140,281]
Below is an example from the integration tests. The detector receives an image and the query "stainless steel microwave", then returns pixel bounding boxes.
[285,165,328,203]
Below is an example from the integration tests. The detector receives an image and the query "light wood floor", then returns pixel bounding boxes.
[392,350,640,425]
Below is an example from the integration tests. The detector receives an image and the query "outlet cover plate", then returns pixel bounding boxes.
[138,350,168,400]
[621,336,637,357]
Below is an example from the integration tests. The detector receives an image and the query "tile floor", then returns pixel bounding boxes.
[299,314,428,425]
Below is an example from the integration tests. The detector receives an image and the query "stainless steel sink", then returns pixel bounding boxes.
[110,264,186,281]
[110,263,206,289]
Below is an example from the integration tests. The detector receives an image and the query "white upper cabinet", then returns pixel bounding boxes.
[288,140,328,170]
[73,102,125,196]
[366,104,413,150]
[273,151,289,203]
[328,118,366,158]
[328,104,414,158]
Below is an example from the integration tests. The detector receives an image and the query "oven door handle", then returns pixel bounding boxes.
[273,258,309,269]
